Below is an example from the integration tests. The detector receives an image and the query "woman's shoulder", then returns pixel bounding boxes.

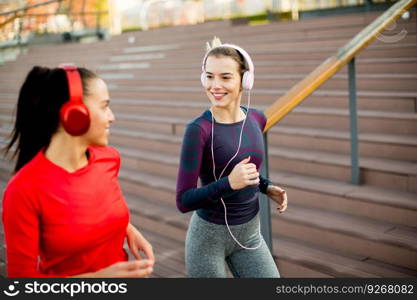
[5,151,45,191]
[185,109,212,136]
[3,166,37,201]
[247,107,266,119]
[188,109,212,126]
[3,160,43,213]
[247,107,267,130]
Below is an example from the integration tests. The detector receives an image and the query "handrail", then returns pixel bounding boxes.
[263,0,417,132]
[0,14,18,29]
[0,1,108,29]
[0,0,62,17]
[0,0,108,45]
[22,11,108,17]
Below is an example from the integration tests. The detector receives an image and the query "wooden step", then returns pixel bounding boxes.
[128,213,186,277]
[118,146,178,179]
[127,198,187,277]
[271,203,417,270]
[269,170,417,227]
[276,108,417,135]
[274,236,417,278]
[109,128,182,156]
[119,168,176,208]
[268,145,417,192]
[269,126,417,161]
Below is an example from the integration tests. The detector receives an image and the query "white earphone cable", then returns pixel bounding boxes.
[210,91,262,250]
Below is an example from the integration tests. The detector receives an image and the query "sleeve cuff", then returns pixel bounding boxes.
[259,175,272,194]
[209,176,234,203]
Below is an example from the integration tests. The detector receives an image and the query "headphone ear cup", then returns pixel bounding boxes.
[201,72,206,87]
[241,71,254,90]
[60,102,90,136]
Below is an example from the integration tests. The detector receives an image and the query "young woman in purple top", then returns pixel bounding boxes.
[176,37,288,277]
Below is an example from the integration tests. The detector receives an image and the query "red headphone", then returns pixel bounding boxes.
[59,63,90,136]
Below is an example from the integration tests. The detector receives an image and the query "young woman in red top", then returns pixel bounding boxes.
[2,65,155,277]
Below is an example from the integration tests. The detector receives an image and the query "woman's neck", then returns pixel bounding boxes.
[211,102,245,124]
[45,132,89,173]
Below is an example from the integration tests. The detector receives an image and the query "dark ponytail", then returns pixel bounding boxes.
[4,65,98,173]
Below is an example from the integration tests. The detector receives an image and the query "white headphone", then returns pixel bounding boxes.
[207,43,262,251]
[201,43,255,90]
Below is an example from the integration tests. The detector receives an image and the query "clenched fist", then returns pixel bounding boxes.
[228,156,260,190]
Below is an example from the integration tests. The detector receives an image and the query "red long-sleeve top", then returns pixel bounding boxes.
[2,146,129,277]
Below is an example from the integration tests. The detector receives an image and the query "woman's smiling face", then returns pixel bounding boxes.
[203,55,242,109]
[82,78,115,146]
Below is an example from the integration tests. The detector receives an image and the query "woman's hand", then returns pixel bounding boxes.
[228,156,260,190]
[92,260,154,278]
[267,185,288,213]
[126,223,155,263]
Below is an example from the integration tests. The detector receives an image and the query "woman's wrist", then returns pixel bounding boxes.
[127,223,134,234]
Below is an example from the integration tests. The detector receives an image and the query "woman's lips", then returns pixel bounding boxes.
[212,92,227,101]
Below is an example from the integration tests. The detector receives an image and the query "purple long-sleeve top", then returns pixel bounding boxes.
[176,107,271,225]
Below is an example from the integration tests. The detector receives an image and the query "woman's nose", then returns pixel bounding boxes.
[211,77,221,88]
[109,109,115,123]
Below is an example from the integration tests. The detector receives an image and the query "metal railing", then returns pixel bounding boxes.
[259,0,417,250]
[0,0,62,42]
[0,0,108,44]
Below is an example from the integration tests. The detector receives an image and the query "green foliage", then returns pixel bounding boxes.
[121,26,142,33]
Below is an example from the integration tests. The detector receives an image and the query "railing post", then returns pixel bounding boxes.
[96,12,101,38]
[17,14,23,54]
[348,57,360,185]
[260,132,273,251]
[365,0,373,12]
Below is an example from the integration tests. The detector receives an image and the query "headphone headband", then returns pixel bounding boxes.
[59,63,83,103]
[201,44,254,74]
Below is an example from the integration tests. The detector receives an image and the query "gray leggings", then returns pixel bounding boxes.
[185,212,280,278]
